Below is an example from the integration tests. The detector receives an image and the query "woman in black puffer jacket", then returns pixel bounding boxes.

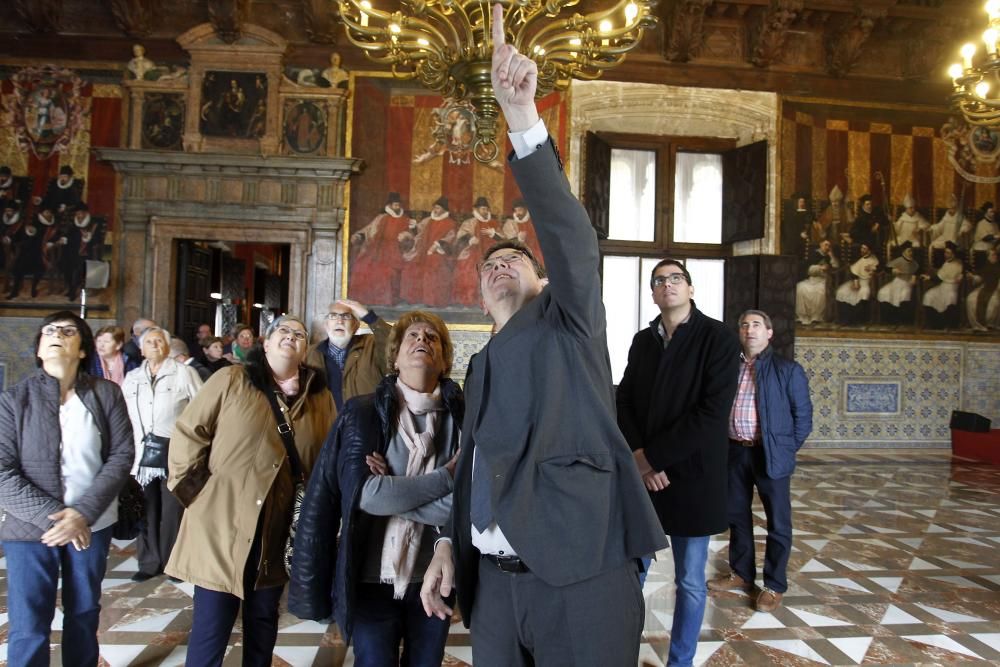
[288,310,463,667]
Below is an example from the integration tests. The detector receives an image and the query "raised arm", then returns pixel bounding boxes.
[492,2,604,337]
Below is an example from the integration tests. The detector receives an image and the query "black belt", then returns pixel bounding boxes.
[482,554,529,573]
[729,438,761,448]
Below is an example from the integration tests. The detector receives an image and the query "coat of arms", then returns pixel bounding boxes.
[3,65,86,159]
[941,116,1000,184]
[413,98,479,165]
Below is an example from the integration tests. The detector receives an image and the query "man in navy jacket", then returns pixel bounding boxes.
[708,309,813,613]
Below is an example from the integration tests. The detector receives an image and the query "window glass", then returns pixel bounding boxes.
[673,152,722,244]
[608,148,656,242]
[602,255,641,384]
[686,258,726,322]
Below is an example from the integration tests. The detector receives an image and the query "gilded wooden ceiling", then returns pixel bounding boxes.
[0,0,986,106]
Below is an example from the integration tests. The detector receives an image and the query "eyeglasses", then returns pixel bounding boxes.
[480,252,525,274]
[652,273,688,288]
[325,312,354,322]
[41,324,79,337]
[274,326,307,341]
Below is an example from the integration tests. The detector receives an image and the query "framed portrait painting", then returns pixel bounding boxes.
[345,72,569,326]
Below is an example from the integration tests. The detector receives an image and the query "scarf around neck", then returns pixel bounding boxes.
[380,378,444,598]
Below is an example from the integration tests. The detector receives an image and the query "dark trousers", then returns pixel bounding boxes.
[351,582,452,667]
[185,525,282,667]
[470,558,644,667]
[137,477,183,576]
[726,442,793,593]
[3,526,113,667]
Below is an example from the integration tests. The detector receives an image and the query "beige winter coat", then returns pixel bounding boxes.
[165,364,335,598]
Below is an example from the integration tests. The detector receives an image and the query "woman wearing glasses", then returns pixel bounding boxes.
[0,311,134,666]
[122,326,203,582]
[288,310,462,667]
[166,315,335,665]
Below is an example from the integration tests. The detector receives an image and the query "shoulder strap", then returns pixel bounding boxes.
[263,388,305,481]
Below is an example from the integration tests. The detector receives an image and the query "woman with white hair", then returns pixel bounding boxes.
[122,326,203,582]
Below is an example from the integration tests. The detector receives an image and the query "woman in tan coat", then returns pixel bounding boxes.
[166,315,335,666]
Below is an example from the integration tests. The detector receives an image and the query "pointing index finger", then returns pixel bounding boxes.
[492,3,505,49]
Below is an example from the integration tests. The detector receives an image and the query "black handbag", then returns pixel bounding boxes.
[89,385,146,540]
[263,389,307,576]
[113,477,146,540]
[138,432,170,469]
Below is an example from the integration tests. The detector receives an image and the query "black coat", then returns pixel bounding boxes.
[617,307,740,536]
[286,374,463,640]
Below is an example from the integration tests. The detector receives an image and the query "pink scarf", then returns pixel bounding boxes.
[101,352,125,386]
[380,379,443,598]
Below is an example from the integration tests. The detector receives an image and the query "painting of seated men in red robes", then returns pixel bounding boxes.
[347,75,566,324]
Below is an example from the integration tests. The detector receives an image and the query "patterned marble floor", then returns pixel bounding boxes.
[1,449,999,666]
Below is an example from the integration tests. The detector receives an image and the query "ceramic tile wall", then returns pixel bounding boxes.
[797,337,1000,448]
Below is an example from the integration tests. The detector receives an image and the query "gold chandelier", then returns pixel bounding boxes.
[949,0,1000,127]
[338,0,658,162]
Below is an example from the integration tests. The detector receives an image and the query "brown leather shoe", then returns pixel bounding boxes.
[755,587,783,613]
[707,572,753,592]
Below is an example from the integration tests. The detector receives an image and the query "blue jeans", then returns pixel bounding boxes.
[3,526,113,667]
[666,535,710,667]
[352,582,452,667]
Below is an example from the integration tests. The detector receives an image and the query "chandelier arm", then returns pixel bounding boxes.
[413,5,464,51]
[452,0,480,47]
[395,20,452,51]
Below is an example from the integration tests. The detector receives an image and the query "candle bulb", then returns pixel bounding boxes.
[600,19,612,47]
[961,43,977,69]
[985,28,999,56]
[360,0,371,28]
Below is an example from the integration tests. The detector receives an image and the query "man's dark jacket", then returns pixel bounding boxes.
[617,307,740,536]
[448,139,667,625]
[752,347,813,479]
[0,369,134,540]
[286,374,463,640]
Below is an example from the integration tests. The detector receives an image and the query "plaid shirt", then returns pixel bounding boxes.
[728,353,759,441]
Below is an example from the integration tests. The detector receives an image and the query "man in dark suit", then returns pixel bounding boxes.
[617,260,740,666]
[420,6,666,664]
[708,309,812,613]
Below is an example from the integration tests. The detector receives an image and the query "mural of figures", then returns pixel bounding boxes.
[199,71,267,138]
[836,243,879,326]
[877,242,920,325]
[782,101,1000,335]
[967,245,1000,331]
[0,64,119,314]
[922,242,965,329]
[796,239,839,325]
[349,192,416,305]
[347,75,566,324]
[398,196,457,307]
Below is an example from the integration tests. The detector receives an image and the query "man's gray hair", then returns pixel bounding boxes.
[169,337,190,357]
[738,309,773,330]
[139,326,171,347]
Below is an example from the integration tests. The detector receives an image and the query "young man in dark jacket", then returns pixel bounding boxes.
[617,259,740,666]
[708,309,813,613]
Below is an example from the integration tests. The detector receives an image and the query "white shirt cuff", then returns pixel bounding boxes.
[508,119,549,160]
